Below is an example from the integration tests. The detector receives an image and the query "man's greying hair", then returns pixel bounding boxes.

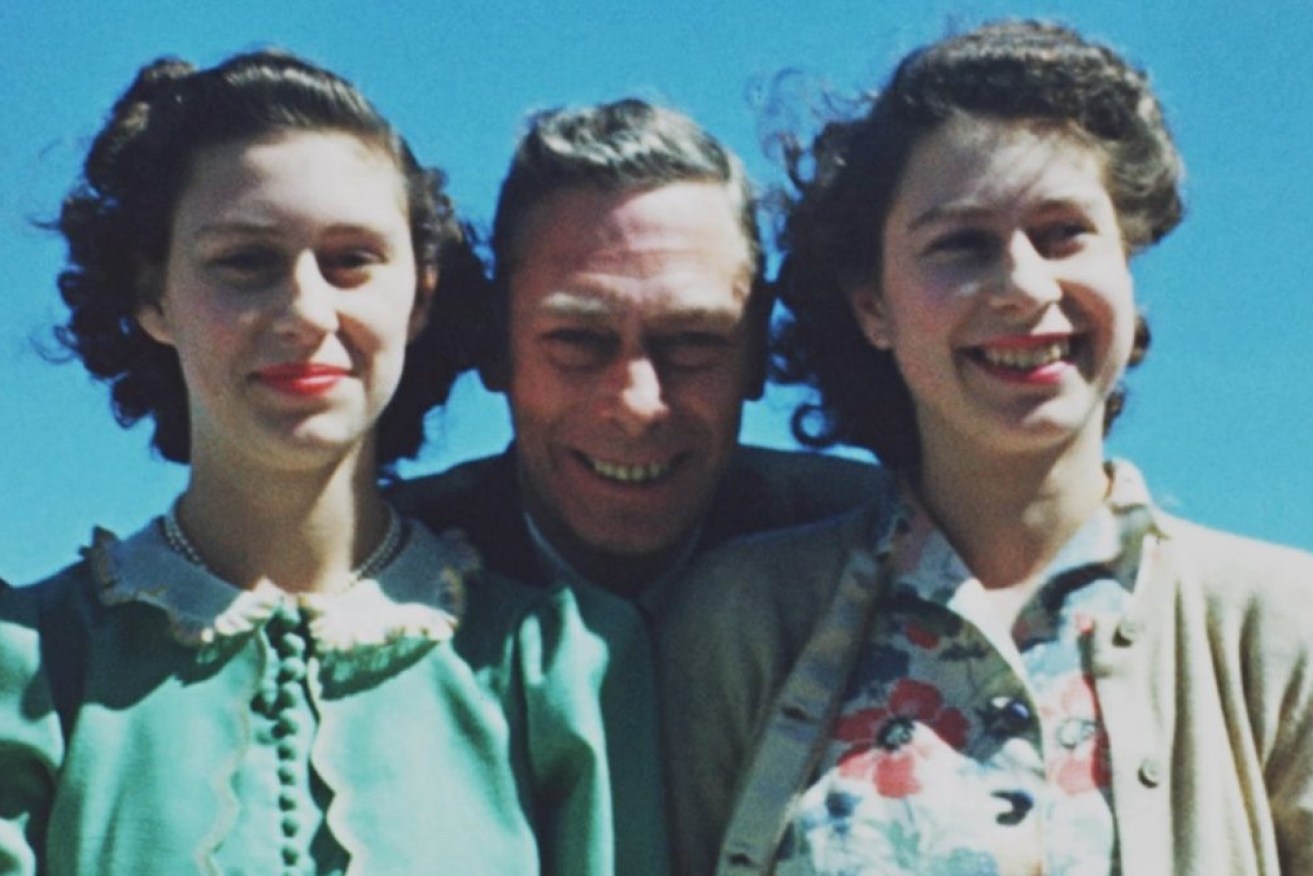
[491,98,761,279]
[475,98,770,390]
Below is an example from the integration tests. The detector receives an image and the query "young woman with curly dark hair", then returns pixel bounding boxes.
[661,21,1313,875]
[0,49,624,875]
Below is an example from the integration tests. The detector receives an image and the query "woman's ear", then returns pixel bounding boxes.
[135,302,174,346]
[849,282,894,350]
[134,266,175,346]
[407,266,438,342]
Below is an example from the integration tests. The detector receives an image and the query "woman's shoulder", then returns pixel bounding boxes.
[1150,511,1313,653]
[1155,512,1313,595]
[663,497,891,628]
[2,534,110,631]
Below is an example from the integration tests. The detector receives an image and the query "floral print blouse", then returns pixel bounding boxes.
[776,464,1154,876]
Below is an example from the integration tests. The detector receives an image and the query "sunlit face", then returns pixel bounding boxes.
[852,115,1136,464]
[137,131,428,475]
[502,182,757,566]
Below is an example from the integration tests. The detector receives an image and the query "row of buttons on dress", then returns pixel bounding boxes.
[254,602,313,876]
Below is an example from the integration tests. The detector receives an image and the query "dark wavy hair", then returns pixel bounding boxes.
[51,48,485,471]
[472,98,771,396]
[773,20,1185,470]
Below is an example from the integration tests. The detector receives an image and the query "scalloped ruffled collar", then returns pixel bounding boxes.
[85,516,473,652]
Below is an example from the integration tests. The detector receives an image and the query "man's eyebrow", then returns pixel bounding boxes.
[648,307,742,332]
[538,292,618,318]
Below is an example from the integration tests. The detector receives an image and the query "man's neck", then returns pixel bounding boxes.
[522,509,701,602]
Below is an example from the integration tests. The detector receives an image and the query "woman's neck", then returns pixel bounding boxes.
[175,445,390,594]
[914,428,1109,596]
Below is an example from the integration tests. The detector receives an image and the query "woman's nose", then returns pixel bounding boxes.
[274,253,339,337]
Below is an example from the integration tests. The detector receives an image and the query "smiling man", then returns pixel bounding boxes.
[394,98,878,605]
[390,99,878,874]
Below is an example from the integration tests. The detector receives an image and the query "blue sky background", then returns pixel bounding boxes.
[2,0,1310,584]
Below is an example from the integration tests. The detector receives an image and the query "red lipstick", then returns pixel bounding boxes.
[972,334,1074,385]
[254,362,349,396]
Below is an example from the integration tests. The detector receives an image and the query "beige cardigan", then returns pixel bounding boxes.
[658,476,1313,875]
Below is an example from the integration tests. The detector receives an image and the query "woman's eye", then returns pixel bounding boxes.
[1033,222,1090,257]
[321,249,384,287]
[208,248,281,285]
[925,229,994,259]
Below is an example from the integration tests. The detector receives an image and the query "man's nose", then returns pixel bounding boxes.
[608,355,670,436]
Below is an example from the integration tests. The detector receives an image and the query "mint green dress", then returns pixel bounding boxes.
[0,518,626,875]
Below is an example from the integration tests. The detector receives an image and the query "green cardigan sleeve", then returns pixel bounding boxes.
[0,581,64,876]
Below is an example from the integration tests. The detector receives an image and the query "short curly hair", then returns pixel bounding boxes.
[773,20,1184,470]
[51,49,484,470]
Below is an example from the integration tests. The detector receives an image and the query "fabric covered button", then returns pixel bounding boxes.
[255,683,279,711]
[274,712,303,738]
[275,683,299,710]
[1055,717,1095,749]
[271,603,299,626]
[278,787,298,810]
[277,657,307,683]
[276,739,299,761]
[278,634,307,656]
[281,813,301,837]
[281,845,301,865]
[277,762,297,784]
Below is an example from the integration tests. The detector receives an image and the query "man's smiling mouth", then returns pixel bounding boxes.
[582,454,675,484]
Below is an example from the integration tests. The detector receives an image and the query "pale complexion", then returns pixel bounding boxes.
[853,115,1137,612]
[499,182,758,592]
[137,131,430,593]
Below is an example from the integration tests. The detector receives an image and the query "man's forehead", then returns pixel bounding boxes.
[513,182,751,272]
[535,282,749,326]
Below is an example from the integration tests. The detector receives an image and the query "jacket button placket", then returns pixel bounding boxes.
[265,602,311,876]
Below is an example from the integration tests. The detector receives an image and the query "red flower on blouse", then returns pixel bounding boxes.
[834,678,970,797]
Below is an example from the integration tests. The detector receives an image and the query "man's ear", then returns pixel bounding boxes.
[476,282,511,393]
[849,282,894,351]
[408,266,438,342]
[740,277,773,402]
[478,352,509,393]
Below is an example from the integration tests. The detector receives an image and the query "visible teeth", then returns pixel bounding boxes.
[589,458,671,484]
[980,339,1070,369]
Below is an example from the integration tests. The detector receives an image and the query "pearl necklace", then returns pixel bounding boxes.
[161,501,405,591]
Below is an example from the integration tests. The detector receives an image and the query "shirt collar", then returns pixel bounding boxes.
[874,458,1157,608]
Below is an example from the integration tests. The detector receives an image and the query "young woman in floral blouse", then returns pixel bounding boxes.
[660,20,1313,875]
[0,50,629,874]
